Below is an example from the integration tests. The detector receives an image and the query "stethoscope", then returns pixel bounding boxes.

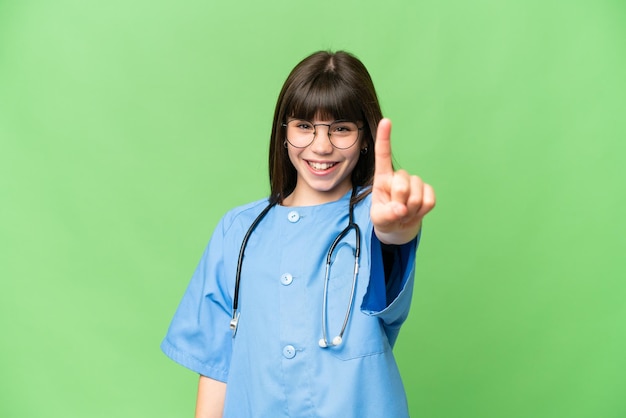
[230,187,361,348]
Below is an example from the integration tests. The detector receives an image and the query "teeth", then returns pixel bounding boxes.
[308,161,336,170]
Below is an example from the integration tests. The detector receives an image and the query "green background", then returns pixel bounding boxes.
[1,0,625,417]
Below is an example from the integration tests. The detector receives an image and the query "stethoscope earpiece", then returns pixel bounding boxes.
[318,335,344,348]
[230,312,240,335]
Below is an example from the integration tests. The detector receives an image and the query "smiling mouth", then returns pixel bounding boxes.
[307,161,337,171]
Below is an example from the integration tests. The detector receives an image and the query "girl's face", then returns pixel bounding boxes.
[284,116,363,206]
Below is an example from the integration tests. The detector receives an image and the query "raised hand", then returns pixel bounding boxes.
[370,118,436,245]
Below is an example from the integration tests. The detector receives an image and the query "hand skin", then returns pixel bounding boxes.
[195,375,226,418]
[370,119,436,245]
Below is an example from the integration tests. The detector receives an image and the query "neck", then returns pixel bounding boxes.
[282,183,353,207]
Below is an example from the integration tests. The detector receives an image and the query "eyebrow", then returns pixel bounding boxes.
[287,118,354,123]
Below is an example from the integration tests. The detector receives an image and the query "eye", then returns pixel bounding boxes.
[294,120,314,131]
[331,122,357,133]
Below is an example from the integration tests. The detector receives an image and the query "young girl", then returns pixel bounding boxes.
[161,50,436,417]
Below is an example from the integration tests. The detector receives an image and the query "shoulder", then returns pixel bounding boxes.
[354,188,373,217]
[219,197,272,236]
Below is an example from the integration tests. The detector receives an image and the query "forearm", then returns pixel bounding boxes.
[195,375,226,418]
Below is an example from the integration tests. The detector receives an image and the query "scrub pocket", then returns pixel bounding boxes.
[325,239,387,360]
[325,311,388,360]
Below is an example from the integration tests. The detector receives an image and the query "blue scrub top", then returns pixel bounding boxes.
[161,190,419,417]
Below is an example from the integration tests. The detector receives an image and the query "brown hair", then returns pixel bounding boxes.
[268,50,383,205]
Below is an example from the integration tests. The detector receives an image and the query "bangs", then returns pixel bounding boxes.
[286,72,364,122]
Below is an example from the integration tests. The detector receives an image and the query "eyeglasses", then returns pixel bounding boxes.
[283,119,363,149]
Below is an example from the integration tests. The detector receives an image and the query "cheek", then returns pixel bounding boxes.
[345,148,362,168]
[286,147,300,168]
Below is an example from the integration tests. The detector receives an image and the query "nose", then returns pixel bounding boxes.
[310,124,333,154]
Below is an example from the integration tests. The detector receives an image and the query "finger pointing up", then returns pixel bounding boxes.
[374,118,394,177]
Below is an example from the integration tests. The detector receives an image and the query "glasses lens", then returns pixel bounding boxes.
[328,121,359,149]
[286,120,315,148]
[286,120,360,149]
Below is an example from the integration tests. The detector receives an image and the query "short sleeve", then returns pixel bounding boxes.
[360,230,421,347]
[160,218,233,382]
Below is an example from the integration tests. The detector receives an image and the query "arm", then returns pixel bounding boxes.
[361,230,419,346]
[195,375,226,418]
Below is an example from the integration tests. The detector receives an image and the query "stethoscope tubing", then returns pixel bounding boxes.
[230,187,361,349]
[320,221,360,347]
[230,200,277,334]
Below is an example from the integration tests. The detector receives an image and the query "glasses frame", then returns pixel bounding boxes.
[282,119,364,150]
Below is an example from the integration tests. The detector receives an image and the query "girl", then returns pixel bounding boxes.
[161,50,436,417]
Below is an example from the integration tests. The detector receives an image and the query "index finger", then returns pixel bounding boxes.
[374,118,393,176]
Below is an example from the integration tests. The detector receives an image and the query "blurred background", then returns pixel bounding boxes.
[1,0,625,417]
